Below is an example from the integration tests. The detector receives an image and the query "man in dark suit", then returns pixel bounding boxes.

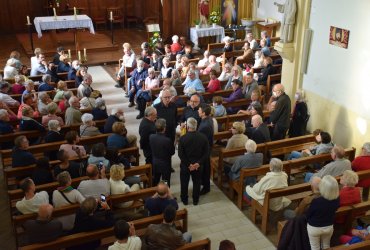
[154,90,177,144]
[139,107,157,164]
[197,104,213,195]
[269,84,291,140]
[104,108,126,133]
[247,114,271,144]
[178,117,209,205]
[149,119,175,186]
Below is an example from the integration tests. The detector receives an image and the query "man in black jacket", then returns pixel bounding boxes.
[139,107,157,164]
[154,90,177,144]
[248,114,271,144]
[149,119,175,186]
[197,104,214,195]
[269,84,291,140]
[178,117,209,205]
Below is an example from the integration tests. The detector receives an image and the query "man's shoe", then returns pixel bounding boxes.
[128,102,135,107]
[193,201,199,206]
[114,84,122,88]
[136,114,143,119]
[181,200,188,205]
[200,189,210,195]
[125,93,129,97]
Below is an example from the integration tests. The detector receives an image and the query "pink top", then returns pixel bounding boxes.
[42,114,65,127]
[12,84,25,95]
[171,43,182,54]
[145,77,159,90]
[207,79,221,93]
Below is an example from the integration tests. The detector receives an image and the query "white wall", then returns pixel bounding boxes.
[303,0,370,121]
[256,0,284,21]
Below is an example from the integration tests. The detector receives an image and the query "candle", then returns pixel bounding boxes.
[110,11,113,21]
[83,48,87,58]
[53,8,56,17]
[78,51,81,61]
[27,16,31,25]
[68,49,71,59]
[74,7,77,16]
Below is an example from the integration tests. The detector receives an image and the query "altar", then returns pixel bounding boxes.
[190,25,225,49]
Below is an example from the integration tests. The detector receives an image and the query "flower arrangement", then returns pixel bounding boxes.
[209,9,221,24]
[149,32,162,50]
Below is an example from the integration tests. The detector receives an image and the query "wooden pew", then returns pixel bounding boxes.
[250,64,282,75]
[329,240,370,249]
[265,73,281,101]
[210,134,316,186]
[19,208,188,250]
[178,238,211,250]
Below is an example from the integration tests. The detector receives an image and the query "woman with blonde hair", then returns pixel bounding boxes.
[224,65,243,90]
[170,69,181,86]
[306,175,340,250]
[109,164,140,208]
[42,102,64,126]
[223,121,248,167]
[53,81,68,103]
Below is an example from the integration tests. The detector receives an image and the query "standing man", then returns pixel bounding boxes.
[149,119,175,186]
[197,104,214,195]
[154,89,177,144]
[269,84,291,140]
[139,107,157,164]
[178,117,209,205]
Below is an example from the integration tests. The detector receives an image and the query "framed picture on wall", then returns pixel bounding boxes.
[222,0,238,26]
[329,26,350,49]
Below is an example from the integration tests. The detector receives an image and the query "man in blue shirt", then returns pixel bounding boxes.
[145,181,178,216]
[183,70,204,96]
[38,74,54,92]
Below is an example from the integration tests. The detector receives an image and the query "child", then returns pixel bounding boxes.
[212,96,226,117]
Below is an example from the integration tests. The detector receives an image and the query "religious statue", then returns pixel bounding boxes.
[199,0,209,26]
[222,0,237,26]
[275,0,297,43]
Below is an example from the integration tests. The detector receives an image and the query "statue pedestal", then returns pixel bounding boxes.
[274,41,295,62]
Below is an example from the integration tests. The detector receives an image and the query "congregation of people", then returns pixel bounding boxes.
[2,27,370,250]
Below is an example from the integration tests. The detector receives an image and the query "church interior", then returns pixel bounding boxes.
[1,0,370,249]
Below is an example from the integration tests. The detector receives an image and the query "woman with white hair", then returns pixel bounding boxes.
[20,105,46,144]
[159,57,173,79]
[37,92,52,116]
[170,69,181,86]
[245,158,291,211]
[170,35,182,54]
[224,65,243,90]
[42,102,64,126]
[45,120,64,160]
[92,97,108,121]
[223,122,249,167]
[80,113,101,137]
[306,175,340,250]
[3,58,18,79]
[288,89,309,137]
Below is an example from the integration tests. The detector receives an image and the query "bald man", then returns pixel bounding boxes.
[77,164,110,199]
[269,84,291,140]
[284,176,321,220]
[145,181,178,216]
[23,204,63,243]
[247,114,271,144]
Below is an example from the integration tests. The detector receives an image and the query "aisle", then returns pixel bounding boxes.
[89,66,275,250]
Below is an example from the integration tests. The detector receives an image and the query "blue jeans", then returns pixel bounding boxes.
[183,232,192,243]
[304,172,314,183]
[288,151,302,160]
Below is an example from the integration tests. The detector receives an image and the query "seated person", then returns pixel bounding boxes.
[109,164,140,208]
[223,122,249,167]
[68,60,80,80]
[352,142,370,200]
[159,56,172,79]
[54,149,81,179]
[31,157,53,185]
[144,205,191,249]
[170,35,182,54]
[21,80,37,104]
[23,204,62,244]
[11,75,26,94]
[227,139,263,185]
[223,79,244,114]
[170,68,182,86]
[79,89,96,110]
[223,36,233,52]
[30,53,48,76]
[256,57,275,86]
[88,143,111,170]
[206,69,221,93]
[46,61,60,83]
[200,55,221,75]
[247,114,271,144]
[92,97,108,121]
[59,130,87,159]
[16,177,49,214]
[107,122,130,149]
[12,135,36,167]
[212,96,226,117]
[136,67,159,119]
[71,197,114,250]
[238,90,262,116]
[150,52,161,71]
[288,131,334,160]
[38,74,55,92]
[75,66,88,87]
[37,92,53,116]
[128,60,148,108]
[80,113,101,137]
[42,102,64,126]
[224,65,243,90]
[235,42,254,67]
[304,145,352,182]
[3,58,18,79]
[245,158,291,210]
[0,108,13,135]
[0,81,20,107]
[65,96,82,125]
[57,55,71,73]
[52,46,64,65]
[145,181,178,216]
[116,43,136,88]
[260,38,271,57]
[218,62,233,82]
[52,171,85,231]
[197,50,210,68]
[253,50,265,69]
[183,70,205,96]
[45,120,64,160]
[77,164,110,199]
[104,107,126,133]
[242,73,259,100]
[179,56,190,78]
[108,220,142,250]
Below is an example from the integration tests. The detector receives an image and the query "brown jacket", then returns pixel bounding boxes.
[235,48,254,65]
[144,223,185,250]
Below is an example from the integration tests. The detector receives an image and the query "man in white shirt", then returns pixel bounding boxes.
[108,220,142,250]
[0,81,20,107]
[245,32,259,50]
[30,53,48,76]
[77,73,93,98]
[16,178,49,214]
[77,164,110,199]
[116,43,136,88]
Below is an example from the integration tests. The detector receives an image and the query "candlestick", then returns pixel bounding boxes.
[78,51,81,61]
[68,49,71,59]
[83,48,87,58]
[110,11,113,21]
[74,7,77,16]
[27,16,31,25]
[53,8,56,17]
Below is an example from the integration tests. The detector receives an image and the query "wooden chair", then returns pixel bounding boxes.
[107,7,124,28]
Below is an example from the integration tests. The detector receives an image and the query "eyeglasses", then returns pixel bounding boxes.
[162,96,171,99]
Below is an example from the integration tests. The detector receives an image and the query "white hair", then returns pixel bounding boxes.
[111,107,123,115]
[172,35,179,42]
[81,113,94,124]
[363,142,370,154]
[0,109,8,119]
[48,120,60,131]
[341,170,359,187]
[186,117,197,130]
[319,175,339,200]
[269,158,283,173]
[68,96,79,106]
[245,139,257,153]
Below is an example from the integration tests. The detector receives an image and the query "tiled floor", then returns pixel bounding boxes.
[92,66,275,250]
